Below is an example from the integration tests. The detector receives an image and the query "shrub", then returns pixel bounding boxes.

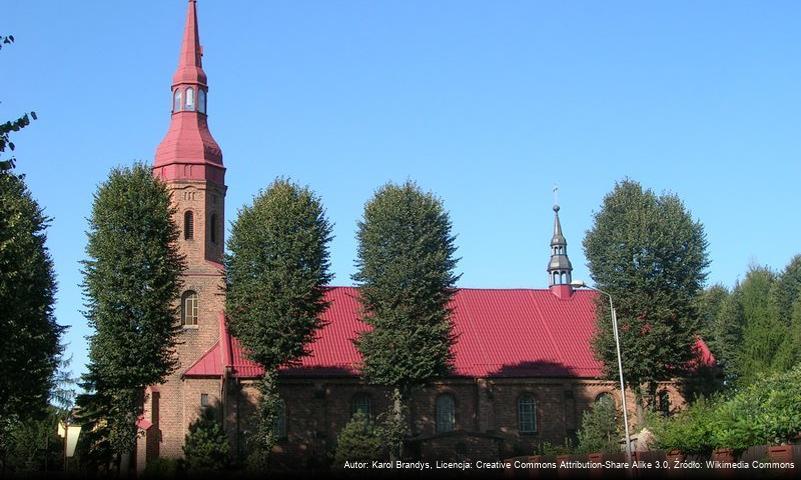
[576,395,619,454]
[333,412,386,466]
[182,407,231,472]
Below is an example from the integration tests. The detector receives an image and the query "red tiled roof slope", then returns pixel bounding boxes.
[184,286,714,379]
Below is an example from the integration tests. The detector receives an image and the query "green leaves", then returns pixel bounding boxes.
[80,163,184,455]
[353,181,459,389]
[183,405,231,472]
[576,396,620,454]
[0,172,63,425]
[225,179,332,468]
[583,179,709,393]
[225,178,333,371]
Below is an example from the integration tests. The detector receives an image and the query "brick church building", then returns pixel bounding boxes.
[136,0,714,471]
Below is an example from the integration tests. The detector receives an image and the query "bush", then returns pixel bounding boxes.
[654,365,801,452]
[652,395,718,454]
[576,395,619,454]
[182,407,231,472]
[333,412,386,466]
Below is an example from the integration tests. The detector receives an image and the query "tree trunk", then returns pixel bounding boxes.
[390,387,403,461]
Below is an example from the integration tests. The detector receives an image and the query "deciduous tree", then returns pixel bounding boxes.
[225,178,332,464]
[583,179,709,411]
[353,181,459,458]
[80,163,184,467]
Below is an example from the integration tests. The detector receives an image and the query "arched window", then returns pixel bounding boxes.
[184,211,194,240]
[185,87,195,111]
[553,272,560,285]
[173,90,182,112]
[595,392,614,406]
[658,390,671,416]
[351,394,371,419]
[198,89,206,114]
[181,291,198,326]
[518,394,537,433]
[210,213,217,244]
[435,394,455,433]
[273,399,287,439]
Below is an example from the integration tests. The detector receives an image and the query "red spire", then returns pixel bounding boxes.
[173,0,206,87]
[154,0,224,184]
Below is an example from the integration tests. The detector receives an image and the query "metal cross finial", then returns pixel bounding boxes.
[553,185,559,207]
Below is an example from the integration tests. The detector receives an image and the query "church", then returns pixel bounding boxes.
[135,1,714,471]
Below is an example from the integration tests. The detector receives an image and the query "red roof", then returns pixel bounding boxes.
[183,286,714,379]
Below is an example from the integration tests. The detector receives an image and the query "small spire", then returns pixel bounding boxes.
[547,199,573,291]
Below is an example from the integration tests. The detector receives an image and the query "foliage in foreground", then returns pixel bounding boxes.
[0,171,63,461]
[575,395,620,454]
[183,406,231,472]
[333,412,387,466]
[652,364,801,452]
[80,163,184,458]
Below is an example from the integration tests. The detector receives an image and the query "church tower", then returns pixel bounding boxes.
[547,203,574,299]
[140,0,227,465]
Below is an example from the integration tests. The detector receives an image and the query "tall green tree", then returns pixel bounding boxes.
[583,179,709,411]
[769,256,801,370]
[708,286,744,382]
[353,181,459,458]
[0,171,63,459]
[80,164,184,467]
[225,178,333,464]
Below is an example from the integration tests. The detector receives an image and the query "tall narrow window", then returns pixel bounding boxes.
[435,394,455,433]
[198,89,206,114]
[273,399,287,439]
[173,90,182,112]
[184,211,194,240]
[185,87,195,111]
[351,394,372,419]
[181,291,198,326]
[518,395,537,433]
[210,213,217,244]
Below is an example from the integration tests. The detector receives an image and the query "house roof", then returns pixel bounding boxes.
[183,286,714,379]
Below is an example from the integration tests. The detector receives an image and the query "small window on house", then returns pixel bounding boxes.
[200,393,209,407]
[210,213,217,244]
[351,394,371,419]
[435,394,455,433]
[518,394,537,433]
[185,87,195,111]
[184,211,194,240]
[181,291,198,326]
[658,390,671,416]
[173,90,182,112]
[198,89,206,114]
[273,399,287,439]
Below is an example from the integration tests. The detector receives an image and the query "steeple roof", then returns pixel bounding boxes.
[153,0,223,184]
[173,0,207,87]
[551,204,567,246]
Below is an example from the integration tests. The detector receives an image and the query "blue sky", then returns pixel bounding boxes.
[4,1,800,379]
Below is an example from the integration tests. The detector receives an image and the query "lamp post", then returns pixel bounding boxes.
[571,280,633,467]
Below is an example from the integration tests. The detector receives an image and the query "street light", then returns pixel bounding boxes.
[571,280,633,467]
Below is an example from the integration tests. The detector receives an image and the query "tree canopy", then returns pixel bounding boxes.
[353,181,459,390]
[583,179,709,405]
[80,163,184,457]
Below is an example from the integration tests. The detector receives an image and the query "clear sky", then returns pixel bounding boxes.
[4,1,800,380]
